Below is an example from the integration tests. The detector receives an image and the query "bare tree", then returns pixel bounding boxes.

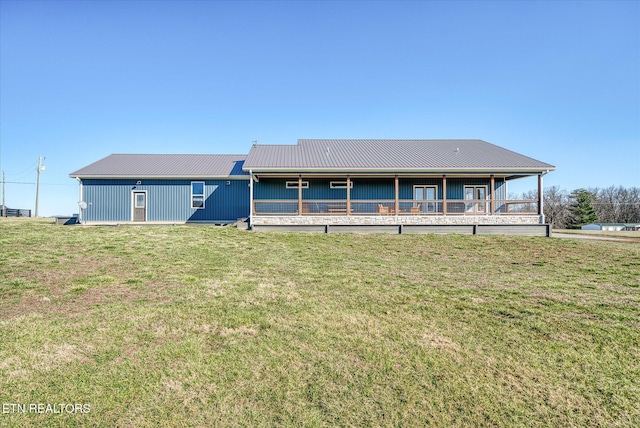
[509,189,537,213]
[590,186,640,223]
[544,186,570,229]
[509,185,639,228]
[618,187,640,223]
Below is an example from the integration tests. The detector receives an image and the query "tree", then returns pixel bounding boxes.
[588,186,640,224]
[513,185,639,229]
[544,186,570,229]
[568,189,598,229]
[620,187,640,223]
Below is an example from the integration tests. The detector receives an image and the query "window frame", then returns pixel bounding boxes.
[134,192,146,209]
[285,181,309,189]
[329,181,353,189]
[191,181,205,209]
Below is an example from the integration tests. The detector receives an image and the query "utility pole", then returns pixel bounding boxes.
[35,156,45,218]
[1,171,5,217]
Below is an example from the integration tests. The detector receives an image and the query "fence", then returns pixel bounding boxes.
[1,208,32,217]
[253,199,540,216]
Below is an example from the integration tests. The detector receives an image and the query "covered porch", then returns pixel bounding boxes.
[250,174,545,221]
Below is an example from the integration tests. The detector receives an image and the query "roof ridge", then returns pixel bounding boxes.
[248,144,299,147]
[109,153,247,156]
[298,138,485,141]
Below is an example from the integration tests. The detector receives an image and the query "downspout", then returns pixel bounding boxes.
[76,177,83,224]
[249,169,254,224]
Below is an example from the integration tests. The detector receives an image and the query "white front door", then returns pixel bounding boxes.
[133,192,147,221]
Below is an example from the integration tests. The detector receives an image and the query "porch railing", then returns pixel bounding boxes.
[253,199,540,216]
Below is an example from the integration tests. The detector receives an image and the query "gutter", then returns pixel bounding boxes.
[68,175,250,180]
[241,166,556,175]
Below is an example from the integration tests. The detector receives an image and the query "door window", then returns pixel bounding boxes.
[413,185,437,212]
[465,186,487,213]
[135,193,146,208]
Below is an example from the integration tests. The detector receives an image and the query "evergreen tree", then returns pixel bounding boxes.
[568,189,598,229]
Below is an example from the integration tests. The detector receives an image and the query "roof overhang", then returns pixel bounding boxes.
[245,166,555,176]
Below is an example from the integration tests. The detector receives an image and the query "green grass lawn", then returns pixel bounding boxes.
[1,218,639,427]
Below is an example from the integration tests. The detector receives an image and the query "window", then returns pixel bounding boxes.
[286,181,309,189]
[191,181,205,209]
[330,181,353,189]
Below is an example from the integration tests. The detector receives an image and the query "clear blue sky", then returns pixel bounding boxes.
[1,0,638,216]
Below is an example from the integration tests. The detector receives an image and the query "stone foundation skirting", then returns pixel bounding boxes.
[250,214,543,226]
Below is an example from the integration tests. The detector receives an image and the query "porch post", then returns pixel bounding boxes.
[442,175,447,215]
[346,175,351,216]
[298,174,303,215]
[490,175,495,214]
[394,175,399,217]
[538,174,543,217]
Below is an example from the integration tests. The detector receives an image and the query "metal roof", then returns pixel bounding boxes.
[586,223,640,226]
[243,139,555,173]
[69,154,248,178]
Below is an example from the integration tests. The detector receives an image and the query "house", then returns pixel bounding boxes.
[70,139,556,235]
[581,223,640,231]
[243,139,555,235]
[69,154,249,224]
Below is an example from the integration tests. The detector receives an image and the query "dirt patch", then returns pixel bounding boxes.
[219,326,259,337]
[0,280,170,322]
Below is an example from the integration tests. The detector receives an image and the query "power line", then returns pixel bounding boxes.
[3,161,39,178]
[3,181,73,186]
[591,203,640,206]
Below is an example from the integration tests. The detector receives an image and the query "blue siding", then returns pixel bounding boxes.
[308,179,344,200]
[256,178,396,200]
[399,178,442,199]
[352,179,395,200]
[82,179,249,222]
[254,178,303,200]
[253,178,388,200]
[445,178,505,199]
[230,160,250,176]
[83,180,131,222]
